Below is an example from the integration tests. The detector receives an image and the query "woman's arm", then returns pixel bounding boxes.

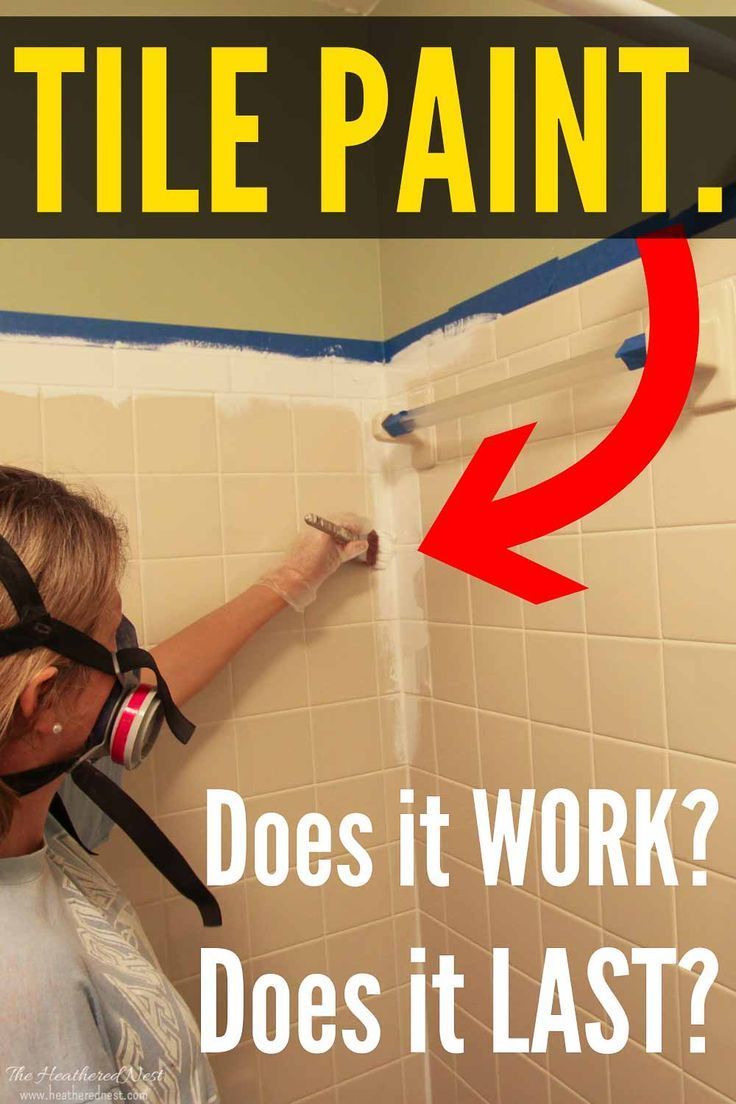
[149,584,286,706]
[148,521,368,706]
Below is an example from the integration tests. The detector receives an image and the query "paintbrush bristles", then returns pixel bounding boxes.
[303,514,393,570]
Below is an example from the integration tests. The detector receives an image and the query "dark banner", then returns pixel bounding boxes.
[1,16,736,237]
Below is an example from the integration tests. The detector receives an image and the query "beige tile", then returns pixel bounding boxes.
[237,710,313,796]
[141,556,226,642]
[547,1007,610,1104]
[43,391,133,473]
[312,699,382,783]
[232,630,309,716]
[604,932,681,1064]
[164,882,248,982]
[582,531,660,638]
[497,1054,548,1103]
[452,932,493,1028]
[684,1074,734,1104]
[429,623,476,707]
[222,474,297,554]
[323,844,392,934]
[445,856,491,949]
[217,395,293,472]
[540,903,603,1018]
[488,882,542,978]
[539,819,602,926]
[526,632,590,731]
[244,785,320,880]
[608,1043,683,1104]
[473,628,527,717]
[306,625,378,705]
[532,723,594,821]
[246,874,324,957]
[419,459,464,532]
[224,552,304,633]
[134,393,217,473]
[550,1077,589,1103]
[258,1040,334,1104]
[102,821,163,907]
[578,426,653,531]
[293,400,362,473]
[425,557,471,625]
[593,733,669,839]
[334,995,403,1092]
[337,1062,404,1104]
[658,527,736,644]
[470,576,523,629]
[297,473,368,524]
[669,752,736,881]
[138,474,221,558]
[601,840,676,947]
[496,289,580,358]
[522,536,585,631]
[514,436,579,535]
[441,778,485,870]
[588,636,666,747]
[327,918,397,995]
[454,1007,497,1102]
[434,701,480,787]
[679,977,736,1099]
[406,696,436,773]
[208,1043,259,1104]
[664,642,736,763]
[653,406,736,528]
[0,388,42,468]
[249,938,328,1022]
[317,773,387,849]
[676,862,736,994]
[478,712,533,800]
[154,719,237,816]
[305,561,373,629]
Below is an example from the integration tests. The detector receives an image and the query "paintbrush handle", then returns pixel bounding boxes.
[304,514,359,544]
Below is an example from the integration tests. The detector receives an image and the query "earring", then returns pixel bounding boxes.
[52,723,63,735]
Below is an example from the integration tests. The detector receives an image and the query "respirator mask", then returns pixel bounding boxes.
[0,535,221,927]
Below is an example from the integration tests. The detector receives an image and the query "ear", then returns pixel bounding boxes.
[18,666,60,724]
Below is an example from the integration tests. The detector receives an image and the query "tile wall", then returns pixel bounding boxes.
[0,338,423,1104]
[3,235,735,1104]
[383,237,736,1104]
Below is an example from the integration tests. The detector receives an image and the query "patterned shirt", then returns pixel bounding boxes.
[0,810,219,1104]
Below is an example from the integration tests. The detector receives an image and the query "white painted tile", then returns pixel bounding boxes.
[229,351,333,396]
[0,339,115,387]
[114,344,230,392]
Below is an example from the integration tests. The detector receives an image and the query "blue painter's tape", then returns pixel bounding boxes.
[382,410,415,437]
[616,332,647,371]
[0,308,384,364]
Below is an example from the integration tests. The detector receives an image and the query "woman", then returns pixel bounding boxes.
[0,466,367,1103]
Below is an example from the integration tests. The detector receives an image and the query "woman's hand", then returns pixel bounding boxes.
[256,515,369,611]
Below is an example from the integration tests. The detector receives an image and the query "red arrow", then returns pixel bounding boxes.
[419,231,700,604]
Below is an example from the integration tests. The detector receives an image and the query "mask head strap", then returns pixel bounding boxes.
[0,535,194,745]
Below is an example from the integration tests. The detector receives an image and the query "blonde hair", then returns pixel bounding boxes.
[0,467,126,837]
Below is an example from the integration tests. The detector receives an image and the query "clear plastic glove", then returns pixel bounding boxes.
[256,514,369,611]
